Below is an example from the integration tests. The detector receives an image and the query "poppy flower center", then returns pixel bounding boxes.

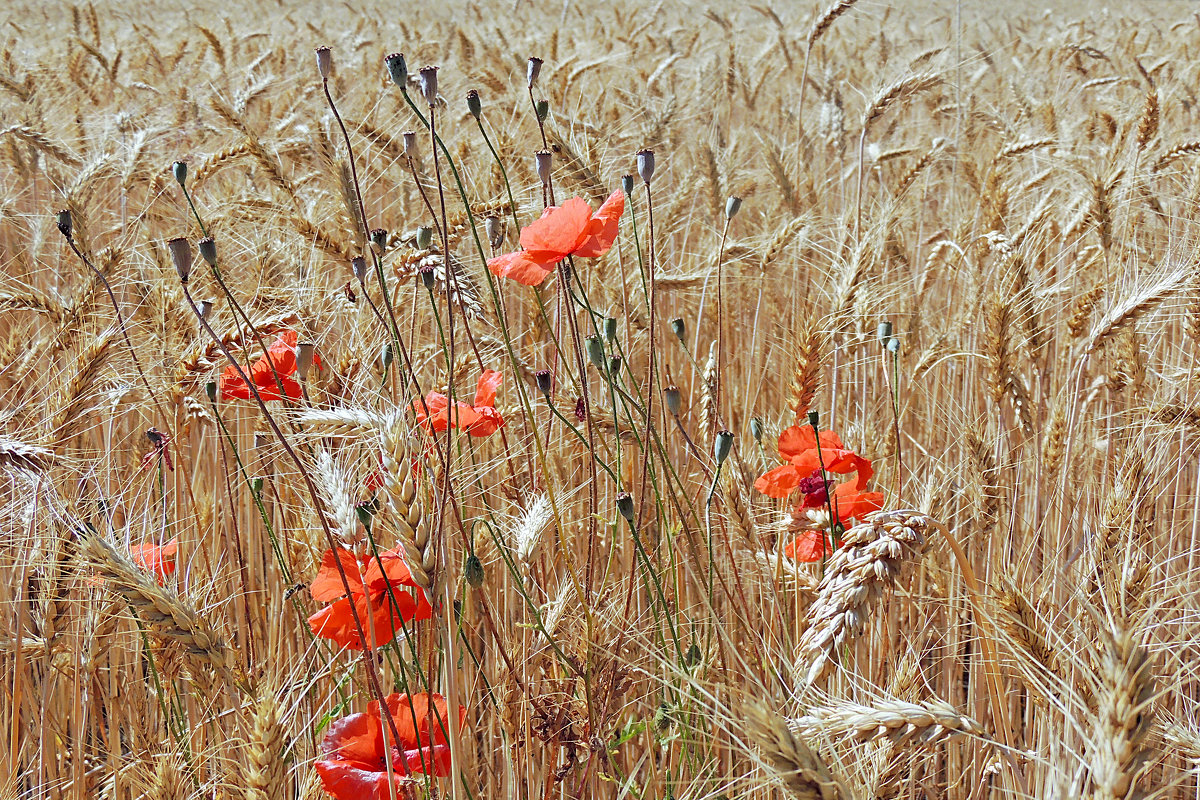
[797,469,834,504]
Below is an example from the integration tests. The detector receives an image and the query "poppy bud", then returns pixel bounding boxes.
[403,131,417,156]
[198,236,217,267]
[466,89,482,120]
[714,429,733,466]
[663,385,682,416]
[316,46,332,80]
[385,52,407,89]
[636,149,655,184]
[724,196,742,220]
[535,149,552,186]
[204,381,217,403]
[574,396,586,422]
[415,226,433,251]
[55,209,72,239]
[370,228,388,250]
[609,355,622,376]
[878,320,892,346]
[351,256,368,282]
[749,416,764,443]
[251,476,264,495]
[621,174,634,195]
[616,491,635,523]
[669,317,686,343]
[526,56,543,89]
[172,160,188,187]
[379,343,393,371]
[419,264,436,290]
[887,337,900,354]
[684,642,701,668]
[485,215,504,249]
[297,343,315,380]
[585,336,605,370]
[535,99,549,123]
[464,554,484,587]
[197,299,214,321]
[603,317,617,342]
[535,369,553,397]
[807,410,820,429]
[356,504,374,527]
[419,65,439,106]
[168,237,192,283]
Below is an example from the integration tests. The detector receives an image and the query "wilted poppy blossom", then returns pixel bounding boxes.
[487,191,624,285]
[412,370,504,437]
[308,547,432,650]
[219,330,319,402]
[130,539,178,584]
[315,692,466,798]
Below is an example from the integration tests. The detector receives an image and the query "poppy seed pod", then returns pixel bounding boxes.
[419,65,439,106]
[197,299,214,321]
[535,149,552,186]
[535,99,549,123]
[603,317,617,342]
[464,554,484,587]
[636,149,655,184]
[384,52,407,89]
[418,264,436,290]
[535,369,553,397]
[172,160,188,187]
[684,642,702,668]
[585,336,605,370]
[466,89,482,120]
[526,56,543,89]
[379,343,393,371]
[198,236,217,267]
[621,174,634,195]
[714,430,734,466]
[485,215,504,249]
[749,416,764,443]
[724,196,743,220]
[296,343,315,380]
[887,337,900,354]
[669,317,686,343]
[807,410,820,429]
[616,491,635,524]
[878,320,893,346]
[402,131,417,156]
[663,385,682,416]
[316,46,332,80]
[415,226,433,251]
[351,256,368,282]
[204,380,217,403]
[168,237,192,283]
[369,228,388,250]
[608,355,622,376]
[55,209,72,239]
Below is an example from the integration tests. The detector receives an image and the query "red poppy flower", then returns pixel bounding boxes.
[754,425,875,499]
[308,547,432,650]
[131,539,178,584]
[412,370,504,437]
[487,191,624,285]
[219,330,320,402]
[783,529,829,563]
[315,692,466,798]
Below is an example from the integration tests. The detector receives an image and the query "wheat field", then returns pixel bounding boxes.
[2,0,1199,798]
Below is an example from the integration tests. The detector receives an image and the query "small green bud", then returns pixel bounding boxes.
[204,381,217,403]
[585,336,606,370]
[724,196,742,220]
[535,99,549,122]
[464,554,484,587]
[172,160,187,186]
[415,226,433,250]
[55,209,72,239]
[750,416,764,443]
[616,491,635,523]
[385,52,408,89]
[714,429,733,466]
[663,385,682,416]
[684,642,701,667]
[379,343,393,371]
[251,476,264,495]
[419,265,436,290]
[198,236,217,267]
[466,89,482,120]
[669,317,686,343]
[603,317,617,342]
[608,355,622,376]
[807,410,820,429]
[621,174,634,195]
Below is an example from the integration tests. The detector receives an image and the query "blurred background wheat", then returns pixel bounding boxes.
[2,0,1200,798]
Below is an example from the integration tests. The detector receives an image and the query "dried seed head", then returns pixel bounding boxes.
[636,149,656,184]
[415,226,433,251]
[379,343,393,371]
[621,174,635,195]
[535,149,553,186]
[385,52,408,89]
[351,256,368,282]
[466,89,482,120]
[714,430,734,465]
[418,264,436,290]
[172,160,188,186]
[168,237,193,283]
[197,299,214,321]
[664,385,682,416]
[55,209,72,239]
[296,343,315,380]
[724,196,743,220]
[585,336,606,370]
[419,65,439,106]
[403,131,418,156]
[527,56,543,89]
[315,46,332,80]
[670,317,686,342]
[198,236,217,267]
[535,369,553,397]
[485,215,504,249]
[616,492,635,523]
[878,320,893,345]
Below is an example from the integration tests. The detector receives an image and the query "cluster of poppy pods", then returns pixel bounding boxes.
[755,425,884,562]
[315,691,466,798]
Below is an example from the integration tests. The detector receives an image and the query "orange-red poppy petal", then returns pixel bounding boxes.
[519,197,593,258]
[574,190,625,258]
[311,548,366,603]
[379,692,464,752]
[777,426,843,460]
[830,482,884,523]
[314,760,407,800]
[322,711,384,764]
[487,250,556,285]
[130,540,178,584]
[219,365,250,400]
[464,406,504,437]
[473,369,503,408]
[783,529,829,563]
[754,464,802,498]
